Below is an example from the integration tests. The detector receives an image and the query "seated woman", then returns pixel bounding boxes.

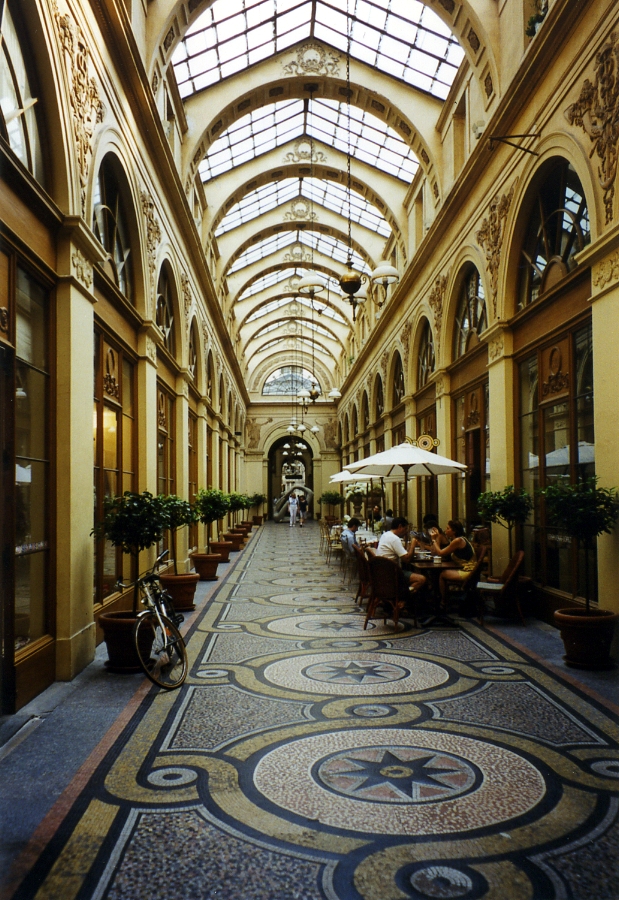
[428,520,476,603]
[410,514,449,554]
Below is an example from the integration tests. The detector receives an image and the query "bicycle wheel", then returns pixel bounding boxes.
[134,612,188,690]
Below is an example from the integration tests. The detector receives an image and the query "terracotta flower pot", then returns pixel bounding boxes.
[252,515,263,526]
[209,541,233,562]
[99,611,143,673]
[240,521,254,529]
[191,552,222,581]
[223,532,244,551]
[554,607,619,670]
[158,572,200,611]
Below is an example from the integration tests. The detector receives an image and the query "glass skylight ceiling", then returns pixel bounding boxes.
[237,267,342,302]
[228,227,370,275]
[216,177,391,237]
[200,99,418,183]
[173,0,463,101]
[252,318,335,340]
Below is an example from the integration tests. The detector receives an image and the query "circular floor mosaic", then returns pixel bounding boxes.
[265,614,405,638]
[253,728,546,835]
[263,652,449,695]
[271,576,343,587]
[267,593,357,606]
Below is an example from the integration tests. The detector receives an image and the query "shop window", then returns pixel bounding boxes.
[361,392,369,431]
[392,353,405,407]
[93,332,135,603]
[92,156,134,300]
[417,319,435,389]
[519,322,595,600]
[452,381,490,527]
[188,324,198,382]
[157,386,175,497]
[15,269,49,650]
[0,3,45,184]
[156,266,175,355]
[518,159,590,309]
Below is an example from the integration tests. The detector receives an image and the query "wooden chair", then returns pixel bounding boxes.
[352,545,371,606]
[325,525,343,566]
[445,545,488,618]
[364,554,416,630]
[477,550,525,626]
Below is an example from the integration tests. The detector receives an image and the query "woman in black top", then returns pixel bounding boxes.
[298,494,308,527]
[428,519,475,603]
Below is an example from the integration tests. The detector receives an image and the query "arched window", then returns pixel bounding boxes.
[392,353,405,407]
[518,159,590,309]
[375,375,384,418]
[0,3,45,183]
[206,352,214,402]
[188,323,198,382]
[218,375,224,413]
[417,319,435,389]
[93,155,134,300]
[227,392,232,425]
[454,268,487,359]
[262,366,320,396]
[362,392,370,431]
[344,414,350,444]
[156,266,175,355]
[352,405,358,435]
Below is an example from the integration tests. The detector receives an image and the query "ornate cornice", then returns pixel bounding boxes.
[476,186,514,317]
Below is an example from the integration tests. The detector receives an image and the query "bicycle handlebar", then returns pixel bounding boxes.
[115,549,170,591]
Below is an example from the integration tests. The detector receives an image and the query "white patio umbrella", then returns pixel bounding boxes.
[329,471,373,483]
[344,442,467,515]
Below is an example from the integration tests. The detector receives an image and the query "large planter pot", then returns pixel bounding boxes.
[223,532,244,551]
[241,520,254,528]
[209,541,233,562]
[191,552,222,581]
[159,572,200,611]
[554,607,619,669]
[230,527,248,542]
[252,515,263,526]
[99,611,144,673]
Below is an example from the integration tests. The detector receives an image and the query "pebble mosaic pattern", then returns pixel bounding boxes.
[18,521,619,900]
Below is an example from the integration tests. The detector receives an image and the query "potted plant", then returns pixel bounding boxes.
[92,491,165,672]
[228,492,250,533]
[193,489,229,577]
[540,477,619,669]
[477,485,534,557]
[249,492,267,525]
[319,490,343,522]
[157,495,200,608]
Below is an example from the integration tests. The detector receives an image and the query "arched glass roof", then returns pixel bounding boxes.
[228,228,370,275]
[262,365,321,395]
[238,267,342,301]
[252,317,336,340]
[216,176,391,237]
[173,0,464,101]
[200,98,418,182]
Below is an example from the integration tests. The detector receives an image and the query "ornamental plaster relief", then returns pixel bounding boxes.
[282,43,341,77]
[71,249,93,289]
[592,250,619,289]
[565,31,619,225]
[428,274,447,352]
[140,191,163,309]
[52,2,105,217]
[476,185,514,318]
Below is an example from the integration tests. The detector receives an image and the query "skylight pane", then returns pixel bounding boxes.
[247,0,274,28]
[313,21,347,52]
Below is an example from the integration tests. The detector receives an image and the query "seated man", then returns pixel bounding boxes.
[340,517,361,556]
[382,509,394,532]
[376,516,426,595]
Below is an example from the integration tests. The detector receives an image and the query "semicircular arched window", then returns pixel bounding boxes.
[392,353,405,407]
[344,415,350,444]
[188,324,198,382]
[262,365,320,396]
[0,3,45,184]
[417,319,435,389]
[93,155,134,300]
[362,392,370,431]
[352,406,358,435]
[518,159,590,309]
[454,268,487,360]
[156,266,175,355]
[206,352,214,402]
[375,375,384,419]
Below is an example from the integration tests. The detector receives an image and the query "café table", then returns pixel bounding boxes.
[411,557,460,627]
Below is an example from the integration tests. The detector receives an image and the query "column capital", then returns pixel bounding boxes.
[482,322,513,366]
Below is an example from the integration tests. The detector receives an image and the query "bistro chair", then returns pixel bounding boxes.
[364,554,415,630]
[477,550,525,626]
[352,544,372,607]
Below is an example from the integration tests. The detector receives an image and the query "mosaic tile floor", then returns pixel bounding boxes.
[9,523,619,900]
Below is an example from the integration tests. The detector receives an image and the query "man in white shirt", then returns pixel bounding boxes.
[376,517,426,594]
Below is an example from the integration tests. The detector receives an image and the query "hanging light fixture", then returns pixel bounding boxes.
[371,260,399,308]
[311,424,320,434]
[298,88,326,303]
[328,388,342,400]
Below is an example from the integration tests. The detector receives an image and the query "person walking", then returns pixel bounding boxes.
[288,493,299,527]
[298,494,308,527]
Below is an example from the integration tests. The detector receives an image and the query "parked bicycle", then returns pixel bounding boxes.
[117,550,188,690]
